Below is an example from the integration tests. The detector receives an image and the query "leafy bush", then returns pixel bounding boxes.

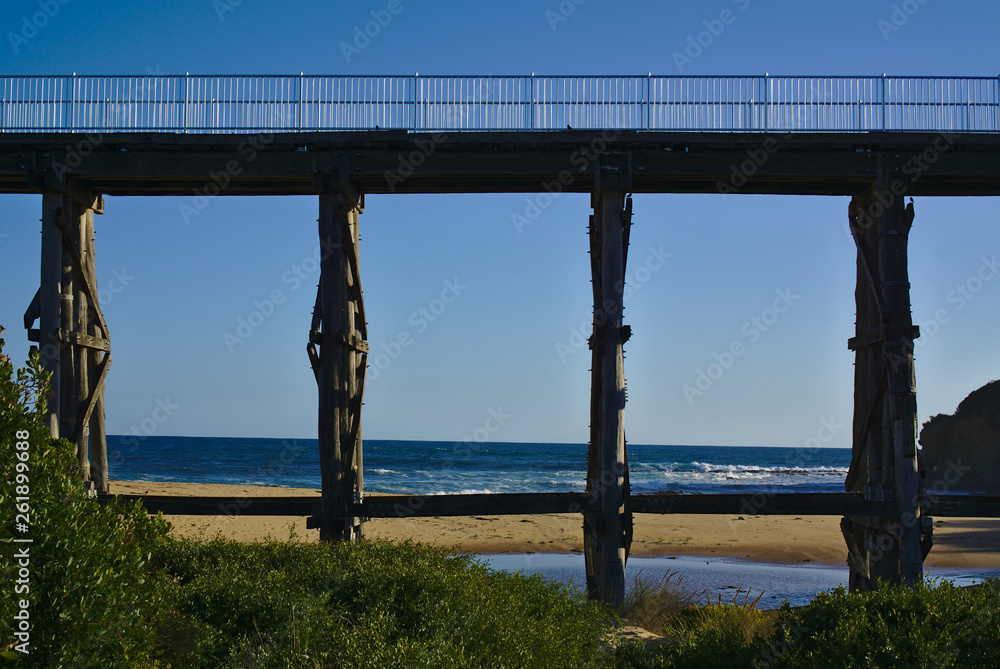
[774,579,1000,668]
[615,578,1000,669]
[0,334,173,667]
[151,538,618,668]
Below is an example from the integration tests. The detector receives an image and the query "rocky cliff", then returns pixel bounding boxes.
[919,380,1000,494]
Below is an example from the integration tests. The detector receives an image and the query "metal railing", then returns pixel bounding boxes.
[1,74,998,133]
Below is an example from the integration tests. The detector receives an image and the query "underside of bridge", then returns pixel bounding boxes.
[6,130,1000,609]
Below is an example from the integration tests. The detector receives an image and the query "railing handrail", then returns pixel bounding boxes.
[1,74,998,134]
[1,73,997,79]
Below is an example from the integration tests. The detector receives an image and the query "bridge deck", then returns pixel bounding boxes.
[1,131,999,197]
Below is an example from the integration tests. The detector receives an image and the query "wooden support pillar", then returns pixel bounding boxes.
[844,175,925,590]
[72,203,91,484]
[584,190,632,610]
[878,191,923,584]
[58,205,78,457]
[345,199,367,540]
[84,208,110,494]
[313,189,367,542]
[584,205,603,600]
[40,193,64,438]
[34,191,111,490]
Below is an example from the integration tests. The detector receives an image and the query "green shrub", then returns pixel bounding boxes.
[774,579,1000,668]
[151,538,618,668]
[0,334,173,667]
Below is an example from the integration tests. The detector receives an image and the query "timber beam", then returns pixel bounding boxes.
[3,132,1000,196]
[100,492,994,519]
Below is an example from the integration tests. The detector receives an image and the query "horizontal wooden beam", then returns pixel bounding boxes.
[61,329,112,351]
[926,494,1000,517]
[97,494,321,516]
[630,492,895,516]
[1,132,998,196]
[98,491,1000,519]
[356,493,599,517]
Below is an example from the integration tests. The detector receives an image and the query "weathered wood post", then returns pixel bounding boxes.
[82,206,111,493]
[32,190,111,490]
[584,210,604,600]
[312,189,367,542]
[346,200,367,539]
[584,189,632,609]
[844,171,926,589]
[58,204,78,454]
[39,193,65,438]
[878,190,923,584]
[72,203,91,484]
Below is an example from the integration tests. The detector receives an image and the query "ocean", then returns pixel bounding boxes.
[105,436,850,496]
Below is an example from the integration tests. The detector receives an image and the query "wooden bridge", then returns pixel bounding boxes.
[4,74,1000,609]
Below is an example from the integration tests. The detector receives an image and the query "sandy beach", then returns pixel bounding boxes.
[111,480,1000,569]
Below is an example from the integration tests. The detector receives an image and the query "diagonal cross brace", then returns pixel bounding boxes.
[848,202,887,326]
[845,359,888,491]
[69,353,111,445]
[55,205,110,341]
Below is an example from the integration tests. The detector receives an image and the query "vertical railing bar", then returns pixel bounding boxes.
[763,73,769,131]
[881,73,886,131]
[529,73,535,131]
[182,73,188,133]
[995,74,999,131]
[69,73,76,130]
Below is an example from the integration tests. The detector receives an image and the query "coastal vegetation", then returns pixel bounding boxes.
[3,339,1000,667]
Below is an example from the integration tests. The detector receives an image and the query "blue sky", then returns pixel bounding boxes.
[1,0,998,447]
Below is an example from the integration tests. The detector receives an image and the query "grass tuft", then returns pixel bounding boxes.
[622,570,702,636]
